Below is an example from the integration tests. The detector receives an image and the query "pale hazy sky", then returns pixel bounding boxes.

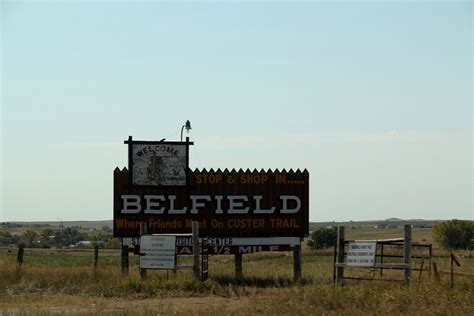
[1,1,472,222]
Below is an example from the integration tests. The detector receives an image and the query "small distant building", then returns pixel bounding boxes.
[74,240,106,248]
[375,224,398,229]
[75,241,93,248]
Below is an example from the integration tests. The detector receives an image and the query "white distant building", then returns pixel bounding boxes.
[75,241,93,248]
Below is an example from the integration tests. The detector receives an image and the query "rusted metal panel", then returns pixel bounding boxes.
[114,168,309,238]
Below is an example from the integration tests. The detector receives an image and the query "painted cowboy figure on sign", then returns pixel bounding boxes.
[130,141,189,186]
[147,156,163,181]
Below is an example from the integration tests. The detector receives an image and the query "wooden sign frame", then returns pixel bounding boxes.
[124,136,193,187]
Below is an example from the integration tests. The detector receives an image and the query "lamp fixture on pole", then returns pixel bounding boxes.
[181,120,192,141]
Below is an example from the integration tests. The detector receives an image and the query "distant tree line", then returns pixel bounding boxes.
[0,226,120,249]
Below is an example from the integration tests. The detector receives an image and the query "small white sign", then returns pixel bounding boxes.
[347,241,376,267]
[140,235,176,269]
[122,237,139,248]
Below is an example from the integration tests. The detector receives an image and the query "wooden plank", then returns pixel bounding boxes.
[121,243,129,275]
[94,245,99,267]
[17,246,24,265]
[404,224,412,284]
[192,221,200,280]
[139,222,147,280]
[336,226,345,286]
[293,244,302,282]
[335,263,410,269]
[235,253,243,281]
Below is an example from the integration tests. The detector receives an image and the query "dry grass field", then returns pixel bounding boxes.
[1,227,473,315]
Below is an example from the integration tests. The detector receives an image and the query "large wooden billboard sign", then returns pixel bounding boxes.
[114,137,309,238]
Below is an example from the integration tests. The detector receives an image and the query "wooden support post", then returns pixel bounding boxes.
[140,222,147,280]
[428,245,432,278]
[235,253,243,281]
[418,258,425,281]
[403,224,412,284]
[450,252,461,288]
[293,244,302,282]
[94,245,99,267]
[433,262,439,281]
[121,244,129,275]
[17,246,24,265]
[192,221,200,280]
[332,240,337,283]
[336,226,345,286]
[379,243,384,278]
[450,252,454,288]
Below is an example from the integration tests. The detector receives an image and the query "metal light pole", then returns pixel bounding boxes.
[180,120,192,141]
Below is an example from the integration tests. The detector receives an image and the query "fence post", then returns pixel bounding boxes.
[235,253,243,281]
[17,246,24,265]
[428,244,432,278]
[450,253,461,288]
[140,222,147,280]
[192,221,200,280]
[121,243,129,276]
[293,244,302,282]
[332,239,337,283]
[403,224,412,284]
[433,262,440,281]
[94,245,99,267]
[379,243,384,278]
[336,226,345,286]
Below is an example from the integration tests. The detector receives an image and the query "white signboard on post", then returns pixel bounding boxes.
[347,241,377,267]
[140,235,176,269]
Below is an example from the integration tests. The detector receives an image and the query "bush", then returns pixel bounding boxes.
[307,227,337,249]
[433,219,474,250]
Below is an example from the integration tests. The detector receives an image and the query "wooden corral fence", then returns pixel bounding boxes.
[334,225,433,285]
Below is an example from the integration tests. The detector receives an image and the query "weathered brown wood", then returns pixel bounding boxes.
[336,226,345,286]
[418,258,425,281]
[428,245,432,278]
[94,245,99,267]
[114,169,309,238]
[192,221,200,280]
[200,238,209,281]
[140,222,147,280]
[293,244,302,282]
[332,239,337,283]
[380,243,384,278]
[433,262,439,281]
[450,252,454,288]
[303,170,309,238]
[235,253,243,281]
[127,136,132,184]
[335,263,409,269]
[121,243,129,275]
[403,224,412,284]
[450,253,461,266]
[17,246,24,265]
[344,277,406,282]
